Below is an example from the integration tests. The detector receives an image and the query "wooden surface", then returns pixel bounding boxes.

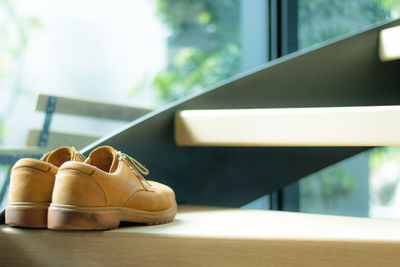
[0,146,47,156]
[379,25,400,61]
[1,205,400,266]
[176,106,400,146]
[36,93,153,121]
[26,129,100,150]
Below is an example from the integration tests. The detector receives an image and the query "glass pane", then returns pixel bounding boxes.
[0,0,245,148]
[300,151,370,217]
[299,147,400,219]
[242,195,270,210]
[298,0,400,219]
[369,147,400,219]
[0,164,10,210]
[298,0,400,49]
[1,0,271,207]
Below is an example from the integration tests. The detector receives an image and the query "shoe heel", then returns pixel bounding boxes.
[6,204,48,228]
[48,206,120,230]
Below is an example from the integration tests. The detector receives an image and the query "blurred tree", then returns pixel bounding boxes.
[152,0,241,104]
[369,146,400,205]
[370,146,400,171]
[377,0,400,13]
[148,0,400,104]
[0,0,41,144]
[300,166,356,211]
[299,0,399,49]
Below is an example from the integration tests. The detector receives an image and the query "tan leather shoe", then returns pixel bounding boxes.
[48,146,177,230]
[5,146,85,228]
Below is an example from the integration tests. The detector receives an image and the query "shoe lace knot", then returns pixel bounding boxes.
[72,151,86,161]
[118,152,153,191]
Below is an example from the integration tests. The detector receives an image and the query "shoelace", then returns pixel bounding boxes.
[72,151,86,161]
[71,146,86,161]
[118,152,154,191]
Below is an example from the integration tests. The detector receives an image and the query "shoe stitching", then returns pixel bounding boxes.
[90,174,108,206]
[121,189,146,207]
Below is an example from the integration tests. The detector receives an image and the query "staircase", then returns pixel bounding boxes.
[2,18,400,266]
[81,19,400,207]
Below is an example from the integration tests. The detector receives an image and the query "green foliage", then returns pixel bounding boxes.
[148,0,400,104]
[375,0,400,13]
[153,43,240,103]
[151,0,241,104]
[299,0,398,49]
[369,146,400,205]
[369,146,400,171]
[300,166,356,211]
[156,0,240,43]
[297,0,400,212]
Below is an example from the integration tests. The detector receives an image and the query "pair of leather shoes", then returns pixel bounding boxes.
[5,146,177,230]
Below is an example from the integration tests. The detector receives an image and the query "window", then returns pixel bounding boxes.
[296,0,400,219]
[299,0,400,49]
[1,0,400,214]
[0,0,262,210]
[246,0,400,216]
[0,0,246,147]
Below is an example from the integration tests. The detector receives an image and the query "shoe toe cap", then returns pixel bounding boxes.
[125,181,176,211]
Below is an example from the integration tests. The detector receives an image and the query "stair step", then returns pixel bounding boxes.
[380,24,400,61]
[1,205,400,266]
[175,106,400,146]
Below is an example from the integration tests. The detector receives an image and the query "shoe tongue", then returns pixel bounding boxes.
[86,146,118,173]
[41,146,77,167]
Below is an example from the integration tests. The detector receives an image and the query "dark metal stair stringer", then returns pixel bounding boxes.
[81,19,400,207]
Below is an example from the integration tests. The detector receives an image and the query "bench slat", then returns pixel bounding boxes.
[36,94,153,121]
[26,129,100,150]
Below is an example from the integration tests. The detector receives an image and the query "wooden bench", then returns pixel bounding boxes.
[27,93,153,150]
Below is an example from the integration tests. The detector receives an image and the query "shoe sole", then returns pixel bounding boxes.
[5,202,50,228]
[48,202,178,230]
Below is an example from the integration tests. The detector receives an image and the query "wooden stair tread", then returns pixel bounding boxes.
[108,205,400,241]
[380,24,400,61]
[175,106,400,147]
[1,205,400,266]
